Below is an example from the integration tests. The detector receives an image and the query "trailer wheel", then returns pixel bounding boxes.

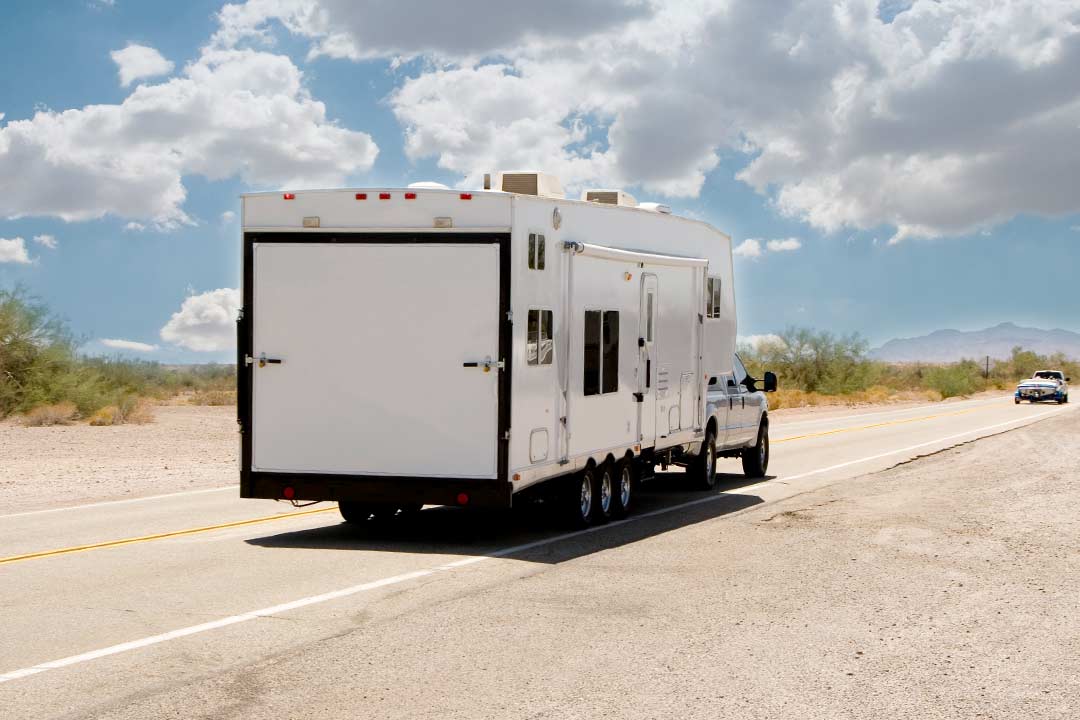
[742,420,770,478]
[611,458,635,518]
[596,460,615,522]
[690,426,717,490]
[563,466,597,528]
[338,501,375,524]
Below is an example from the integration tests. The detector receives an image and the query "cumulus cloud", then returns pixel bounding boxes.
[0,48,378,229]
[101,338,159,352]
[732,239,762,259]
[221,210,237,224]
[0,237,31,264]
[110,44,175,87]
[765,238,802,252]
[160,288,241,352]
[738,334,786,352]
[32,234,57,249]
[223,0,1080,238]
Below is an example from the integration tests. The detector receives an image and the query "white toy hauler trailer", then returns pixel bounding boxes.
[237,172,776,527]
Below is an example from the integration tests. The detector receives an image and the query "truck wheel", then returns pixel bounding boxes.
[742,420,770,478]
[1014,397,1020,405]
[339,501,375,523]
[611,458,634,518]
[690,426,717,490]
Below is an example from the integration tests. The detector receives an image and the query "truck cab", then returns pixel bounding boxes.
[703,353,776,479]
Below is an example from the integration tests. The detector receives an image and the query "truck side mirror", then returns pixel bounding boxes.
[763,371,778,393]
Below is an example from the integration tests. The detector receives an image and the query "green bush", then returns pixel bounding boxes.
[923,362,984,399]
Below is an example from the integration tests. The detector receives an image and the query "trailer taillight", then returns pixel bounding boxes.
[355,193,367,200]
[379,193,391,200]
[283,193,295,200]
[456,493,469,506]
[282,486,295,500]
[404,192,417,200]
[460,193,472,200]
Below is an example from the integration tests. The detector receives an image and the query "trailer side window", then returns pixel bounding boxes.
[528,233,546,270]
[527,309,554,366]
[706,277,722,319]
[583,310,619,396]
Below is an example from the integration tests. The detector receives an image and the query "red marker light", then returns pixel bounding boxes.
[355,193,367,200]
[379,193,391,200]
[282,486,295,500]
[404,192,417,200]
[456,493,470,506]
[283,193,296,200]
[460,193,473,200]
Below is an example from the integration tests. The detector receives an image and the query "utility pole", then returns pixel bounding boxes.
[985,355,990,379]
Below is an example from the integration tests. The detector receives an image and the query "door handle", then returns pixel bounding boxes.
[463,357,505,373]
[256,353,283,368]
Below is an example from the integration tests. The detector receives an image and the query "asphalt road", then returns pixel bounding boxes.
[0,395,1074,719]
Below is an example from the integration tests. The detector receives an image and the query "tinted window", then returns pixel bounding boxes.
[733,353,748,386]
[528,233,546,270]
[706,277,722,318]
[527,309,554,366]
[602,311,619,394]
[583,311,601,395]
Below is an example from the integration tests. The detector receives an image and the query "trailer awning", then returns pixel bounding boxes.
[564,241,708,268]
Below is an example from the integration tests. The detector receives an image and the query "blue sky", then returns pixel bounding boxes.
[1,0,1078,363]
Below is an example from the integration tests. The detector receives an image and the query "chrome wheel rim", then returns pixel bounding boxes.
[580,473,593,519]
[706,440,715,481]
[619,466,632,507]
[599,470,613,514]
[760,434,768,467]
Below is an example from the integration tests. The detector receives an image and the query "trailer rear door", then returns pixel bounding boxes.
[249,240,503,479]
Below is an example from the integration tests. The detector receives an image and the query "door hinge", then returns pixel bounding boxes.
[506,310,513,323]
[244,355,254,366]
[503,429,512,441]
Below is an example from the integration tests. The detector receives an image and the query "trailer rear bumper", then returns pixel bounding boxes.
[241,472,514,509]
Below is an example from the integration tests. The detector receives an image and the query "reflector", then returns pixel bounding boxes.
[283,193,295,200]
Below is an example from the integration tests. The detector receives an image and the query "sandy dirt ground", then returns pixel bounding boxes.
[0,405,238,512]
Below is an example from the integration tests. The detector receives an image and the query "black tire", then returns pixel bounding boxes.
[690,425,717,490]
[1014,397,1020,405]
[595,460,615,522]
[611,458,635,518]
[339,501,375,524]
[563,466,598,528]
[742,420,770,478]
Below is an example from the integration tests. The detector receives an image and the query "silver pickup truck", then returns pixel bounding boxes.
[1015,370,1069,404]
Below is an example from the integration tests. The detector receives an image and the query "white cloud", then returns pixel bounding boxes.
[32,234,57,249]
[765,238,802,252]
[225,0,1080,238]
[160,288,241,352]
[0,237,31,264]
[732,239,762,258]
[124,222,147,232]
[101,338,159,352]
[221,210,237,224]
[0,48,378,229]
[110,44,175,87]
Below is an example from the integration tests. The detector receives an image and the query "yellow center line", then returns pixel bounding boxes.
[4,403,1000,566]
[773,406,982,444]
[0,506,339,566]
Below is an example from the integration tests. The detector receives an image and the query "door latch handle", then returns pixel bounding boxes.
[256,353,283,368]
[463,357,505,373]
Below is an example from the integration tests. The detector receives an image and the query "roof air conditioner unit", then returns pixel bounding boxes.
[582,189,638,207]
[494,172,565,199]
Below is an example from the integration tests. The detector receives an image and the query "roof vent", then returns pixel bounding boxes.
[639,202,671,214]
[494,172,565,199]
[582,189,638,207]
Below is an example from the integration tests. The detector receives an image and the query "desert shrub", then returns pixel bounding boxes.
[923,363,983,399]
[190,390,237,406]
[89,395,154,426]
[21,401,78,426]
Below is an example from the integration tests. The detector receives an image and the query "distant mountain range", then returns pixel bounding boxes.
[871,323,1080,363]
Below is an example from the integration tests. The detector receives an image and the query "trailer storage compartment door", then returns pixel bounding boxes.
[250,241,502,479]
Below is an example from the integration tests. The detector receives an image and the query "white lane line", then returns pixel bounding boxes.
[0,486,235,520]
[0,405,1070,685]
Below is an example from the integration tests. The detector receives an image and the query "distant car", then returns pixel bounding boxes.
[1015,370,1069,404]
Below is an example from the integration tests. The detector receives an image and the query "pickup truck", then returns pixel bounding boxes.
[1015,370,1070,404]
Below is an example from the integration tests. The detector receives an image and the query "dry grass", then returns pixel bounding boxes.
[88,396,155,426]
[189,390,237,406]
[769,386,942,410]
[21,401,78,427]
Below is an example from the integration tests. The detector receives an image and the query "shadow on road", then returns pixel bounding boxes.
[245,470,768,564]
